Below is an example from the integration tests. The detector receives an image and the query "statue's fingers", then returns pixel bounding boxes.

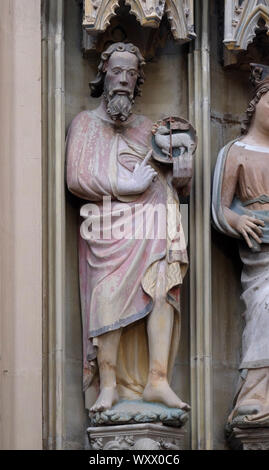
[143,168,156,178]
[254,218,265,226]
[146,168,157,178]
[141,150,153,167]
[246,227,262,244]
[254,227,263,237]
[241,228,253,248]
[246,221,263,236]
[145,174,155,184]
[247,216,265,226]
[146,168,157,175]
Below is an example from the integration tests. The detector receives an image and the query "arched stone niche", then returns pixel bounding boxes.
[64,0,190,449]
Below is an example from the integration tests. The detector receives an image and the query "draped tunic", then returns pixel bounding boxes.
[66,109,188,403]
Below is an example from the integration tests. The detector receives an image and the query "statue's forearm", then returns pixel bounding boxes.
[223,206,240,232]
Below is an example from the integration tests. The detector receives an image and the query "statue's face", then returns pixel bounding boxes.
[254,90,269,133]
[104,51,139,99]
[103,51,139,122]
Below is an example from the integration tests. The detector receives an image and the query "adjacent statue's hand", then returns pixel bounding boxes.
[129,150,157,193]
[235,214,265,248]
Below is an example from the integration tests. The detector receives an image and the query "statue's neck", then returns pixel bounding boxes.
[241,123,269,148]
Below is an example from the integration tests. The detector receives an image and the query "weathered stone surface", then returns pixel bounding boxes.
[82,0,195,41]
[89,399,188,427]
[87,422,186,450]
[228,415,269,430]
[227,426,269,450]
[224,0,269,52]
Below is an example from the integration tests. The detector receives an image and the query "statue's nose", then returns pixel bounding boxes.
[120,70,128,85]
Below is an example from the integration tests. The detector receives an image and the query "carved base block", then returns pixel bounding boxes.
[89,400,188,427]
[228,427,269,450]
[87,423,186,450]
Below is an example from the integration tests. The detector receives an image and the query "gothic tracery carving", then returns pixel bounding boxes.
[224,0,269,51]
[83,0,195,42]
[83,0,120,33]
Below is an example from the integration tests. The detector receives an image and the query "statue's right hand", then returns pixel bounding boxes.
[235,214,265,248]
[129,151,158,193]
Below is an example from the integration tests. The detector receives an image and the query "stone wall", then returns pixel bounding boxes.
[0,0,42,450]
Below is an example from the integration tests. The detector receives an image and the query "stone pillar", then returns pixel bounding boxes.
[41,0,66,450]
[188,0,213,450]
[0,0,42,450]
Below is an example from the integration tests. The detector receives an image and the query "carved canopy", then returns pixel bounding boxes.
[83,0,195,42]
[224,0,269,51]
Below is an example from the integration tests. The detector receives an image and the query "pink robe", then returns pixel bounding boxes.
[66,109,188,403]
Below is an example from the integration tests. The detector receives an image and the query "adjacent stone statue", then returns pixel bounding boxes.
[66,43,191,415]
[212,66,269,428]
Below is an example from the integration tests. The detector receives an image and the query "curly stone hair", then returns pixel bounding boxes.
[241,77,269,135]
[90,42,146,98]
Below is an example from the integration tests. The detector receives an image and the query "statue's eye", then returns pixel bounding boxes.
[112,68,121,75]
[128,70,137,77]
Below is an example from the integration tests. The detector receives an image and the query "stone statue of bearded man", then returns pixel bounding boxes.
[66,42,190,414]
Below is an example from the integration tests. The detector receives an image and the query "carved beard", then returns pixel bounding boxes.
[104,87,134,122]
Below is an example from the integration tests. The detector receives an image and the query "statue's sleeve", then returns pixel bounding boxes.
[66,111,92,200]
[212,140,240,238]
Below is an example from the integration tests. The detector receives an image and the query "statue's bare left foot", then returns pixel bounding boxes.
[143,381,191,411]
[90,386,119,413]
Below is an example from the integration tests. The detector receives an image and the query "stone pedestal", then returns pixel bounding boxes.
[87,423,185,450]
[228,427,269,450]
[87,400,189,450]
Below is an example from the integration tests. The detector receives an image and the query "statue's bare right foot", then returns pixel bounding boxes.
[90,386,119,413]
[143,381,191,411]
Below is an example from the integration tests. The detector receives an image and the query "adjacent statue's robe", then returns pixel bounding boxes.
[212,139,269,425]
[66,110,188,408]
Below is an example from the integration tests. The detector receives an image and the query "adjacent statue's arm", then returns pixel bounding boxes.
[221,147,264,248]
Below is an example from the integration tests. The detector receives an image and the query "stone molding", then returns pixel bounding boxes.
[87,423,185,450]
[41,0,66,450]
[83,0,195,41]
[224,0,269,51]
[228,426,269,450]
[188,0,213,450]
